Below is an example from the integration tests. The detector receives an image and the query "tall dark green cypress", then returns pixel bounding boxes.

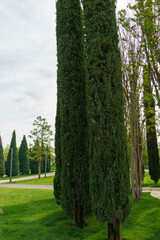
[54,94,62,204]
[82,0,130,238]
[143,66,160,183]
[54,0,90,228]
[6,130,19,176]
[18,135,29,175]
[0,136,5,177]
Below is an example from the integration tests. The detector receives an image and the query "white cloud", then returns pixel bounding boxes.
[0,0,56,147]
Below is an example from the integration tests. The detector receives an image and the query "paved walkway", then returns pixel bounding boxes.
[0,172,55,184]
[0,184,53,190]
[143,188,160,199]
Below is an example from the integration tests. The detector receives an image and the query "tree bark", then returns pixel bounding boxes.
[38,160,41,179]
[108,220,121,240]
[74,207,85,228]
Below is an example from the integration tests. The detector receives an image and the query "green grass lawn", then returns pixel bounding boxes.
[143,171,160,188]
[0,188,160,240]
[10,176,54,185]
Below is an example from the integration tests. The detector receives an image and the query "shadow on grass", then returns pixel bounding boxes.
[1,192,160,240]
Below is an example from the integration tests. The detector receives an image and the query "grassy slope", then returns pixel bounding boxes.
[143,171,160,188]
[0,189,160,240]
[10,176,54,185]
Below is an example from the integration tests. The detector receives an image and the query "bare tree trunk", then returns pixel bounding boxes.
[38,160,41,179]
[108,220,121,240]
[74,206,85,228]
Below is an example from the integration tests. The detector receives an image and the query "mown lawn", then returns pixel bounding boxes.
[0,188,160,240]
[10,176,54,185]
[143,171,160,188]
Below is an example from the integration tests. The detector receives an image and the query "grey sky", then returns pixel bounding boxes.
[0,0,128,148]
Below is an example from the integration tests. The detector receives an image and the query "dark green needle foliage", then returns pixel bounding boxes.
[143,67,160,183]
[0,136,5,177]
[54,93,62,205]
[6,130,20,176]
[19,135,29,175]
[82,0,130,238]
[54,0,90,228]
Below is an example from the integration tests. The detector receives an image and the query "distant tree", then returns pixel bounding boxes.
[29,116,53,178]
[28,147,38,174]
[4,144,9,162]
[0,136,5,177]
[41,146,51,173]
[6,130,19,176]
[18,135,29,175]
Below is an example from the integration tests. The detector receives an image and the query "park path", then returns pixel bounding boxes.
[0,184,53,190]
[0,172,55,184]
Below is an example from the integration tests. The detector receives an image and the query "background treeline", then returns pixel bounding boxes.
[0,130,53,177]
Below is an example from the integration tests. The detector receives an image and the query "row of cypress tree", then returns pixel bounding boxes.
[0,131,51,177]
[54,0,130,239]
[5,131,29,176]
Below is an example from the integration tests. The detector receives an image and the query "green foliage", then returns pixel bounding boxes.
[41,146,51,173]
[29,143,39,174]
[0,136,5,177]
[3,144,9,162]
[83,0,130,230]
[143,67,160,183]
[29,116,53,177]
[6,130,20,176]
[18,135,29,175]
[55,0,90,227]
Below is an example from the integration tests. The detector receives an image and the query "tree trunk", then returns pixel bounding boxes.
[108,220,121,240]
[38,160,41,179]
[74,207,85,228]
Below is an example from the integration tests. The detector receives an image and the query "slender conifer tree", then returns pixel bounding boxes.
[0,136,5,177]
[143,66,160,183]
[6,130,19,176]
[82,0,130,238]
[19,135,29,175]
[54,0,90,228]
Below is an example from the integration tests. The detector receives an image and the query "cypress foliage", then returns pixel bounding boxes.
[82,0,130,238]
[0,136,5,177]
[6,130,20,176]
[19,135,29,175]
[143,66,160,183]
[55,0,90,228]
[54,70,62,203]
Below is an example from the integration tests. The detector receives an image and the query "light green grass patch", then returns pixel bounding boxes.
[9,176,54,185]
[1,188,160,240]
[143,171,160,188]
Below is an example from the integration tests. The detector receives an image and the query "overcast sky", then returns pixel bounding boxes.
[0,0,128,148]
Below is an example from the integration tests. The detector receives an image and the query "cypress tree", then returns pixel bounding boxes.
[18,135,29,175]
[54,62,62,203]
[143,66,160,183]
[0,136,5,177]
[82,0,130,238]
[6,130,20,176]
[55,0,90,228]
